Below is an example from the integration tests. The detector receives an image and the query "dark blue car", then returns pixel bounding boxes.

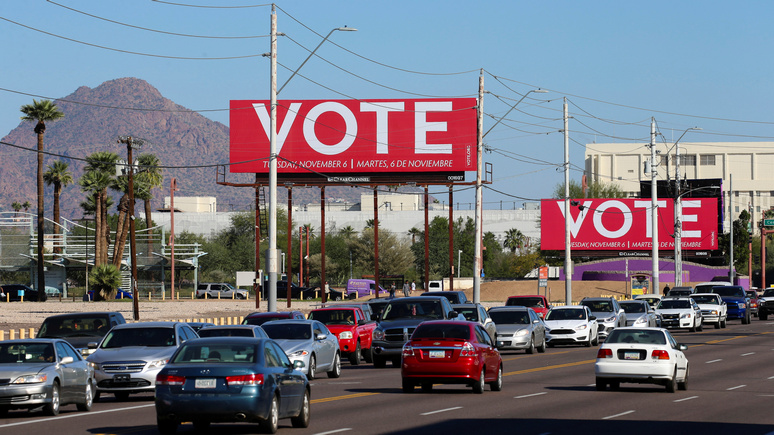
[155,336,310,434]
[711,286,751,324]
[82,289,133,301]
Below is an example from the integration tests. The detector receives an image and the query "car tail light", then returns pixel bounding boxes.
[460,342,477,357]
[226,374,263,386]
[402,343,414,357]
[596,348,613,359]
[156,374,185,386]
[651,350,670,360]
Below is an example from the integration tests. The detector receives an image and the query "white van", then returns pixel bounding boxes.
[428,280,443,292]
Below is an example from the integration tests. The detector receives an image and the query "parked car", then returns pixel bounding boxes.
[186,321,215,333]
[365,297,393,320]
[633,293,662,309]
[488,306,546,353]
[37,311,127,355]
[345,278,389,299]
[44,286,62,297]
[271,281,321,300]
[580,297,626,338]
[619,300,659,328]
[0,339,94,416]
[400,320,503,394]
[504,295,551,318]
[197,325,269,339]
[371,296,464,368]
[666,286,695,297]
[155,336,310,434]
[0,284,43,302]
[419,290,469,304]
[745,290,760,318]
[261,319,341,380]
[690,293,728,329]
[86,321,199,401]
[595,327,689,392]
[242,311,306,326]
[307,306,376,365]
[758,287,774,320]
[83,288,133,301]
[196,282,248,299]
[303,285,344,301]
[544,305,599,347]
[710,285,751,324]
[655,297,703,331]
[452,303,496,342]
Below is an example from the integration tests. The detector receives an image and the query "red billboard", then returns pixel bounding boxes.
[229,98,478,174]
[540,198,718,251]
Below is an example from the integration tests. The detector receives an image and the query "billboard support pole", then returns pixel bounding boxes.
[267,5,278,312]
[563,98,572,305]
[473,71,484,304]
[650,118,659,293]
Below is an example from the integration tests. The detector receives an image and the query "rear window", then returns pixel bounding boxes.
[606,329,666,345]
[712,287,745,297]
[173,343,257,364]
[489,310,530,324]
[101,327,176,348]
[412,324,470,340]
[198,329,254,338]
[506,297,545,308]
[546,309,585,321]
[308,310,355,325]
[658,300,690,309]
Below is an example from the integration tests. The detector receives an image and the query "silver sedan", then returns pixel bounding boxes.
[620,300,660,327]
[261,319,341,380]
[488,306,547,353]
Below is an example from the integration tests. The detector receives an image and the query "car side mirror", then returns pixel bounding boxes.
[88,342,98,349]
[293,360,306,370]
[448,310,459,319]
[59,356,74,365]
[315,333,327,341]
[589,315,597,320]
[678,344,688,351]
[532,319,539,324]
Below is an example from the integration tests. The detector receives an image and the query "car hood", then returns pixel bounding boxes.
[378,318,436,330]
[0,362,53,376]
[87,346,177,363]
[627,313,649,322]
[589,311,615,319]
[718,296,745,303]
[656,308,691,315]
[544,319,589,329]
[695,303,722,310]
[272,339,313,355]
[496,324,532,334]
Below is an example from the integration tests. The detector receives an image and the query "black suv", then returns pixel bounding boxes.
[37,311,127,355]
[419,290,469,304]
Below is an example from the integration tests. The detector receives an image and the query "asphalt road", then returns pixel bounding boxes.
[1,319,773,435]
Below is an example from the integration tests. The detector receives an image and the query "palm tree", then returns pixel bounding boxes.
[43,161,73,253]
[136,153,163,229]
[21,99,64,301]
[338,226,356,239]
[90,263,122,301]
[21,201,30,212]
[111,176,131,267]
[408,227,422,245]
[503,228,526,254]
[11,201,22,216]
[80,163,115,266]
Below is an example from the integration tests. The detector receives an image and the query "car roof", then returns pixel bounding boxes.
[488,306,532,312]
[581,297,614,301]
[43,311,121,319]
[0,338,65,345]
[111,321,180,329]
[507,295,545,298]
[451,303,480,307]
[690,293,719,297]
[550,305,585,310]
[660,297,693,301]
[245,311,302,317]
[186,336,267,345]
[201,325,259,329]
[261,319,315,325]
[619,299,647,304]
[400,296,446,301]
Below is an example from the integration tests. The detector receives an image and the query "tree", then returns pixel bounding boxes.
[552,179,625,199]
[503,228,526,254]
[11,201,22,216]
[408,227,421,245]
[21,201,30,212]
[90,263,122,301]
[136,153,163,229]
[80,153,119,265]
[43,161,73,253]
[20,98,64,300]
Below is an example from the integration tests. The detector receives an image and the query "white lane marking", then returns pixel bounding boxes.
[421,406,463,416]
[602,410,635,420]
[587,383,596,387]
[727,385,747,390]
[673,396,699,402]
[314,429,352,435]
[515,392,547,399]
[741,352,755,357]
[768,376,774,379]
[0,404,155,428]
[706,359,722,364]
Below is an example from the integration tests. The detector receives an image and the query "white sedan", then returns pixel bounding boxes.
[544,305,599,347]
[595,327,688,393]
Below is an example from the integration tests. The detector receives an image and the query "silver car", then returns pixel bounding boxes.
[580,297,626,338]
[261,319,341,380]
[86,321,198,401]
[619,300,660,327]
[488,306,546,353]
[197,325,269,339]
[0,339,94,416]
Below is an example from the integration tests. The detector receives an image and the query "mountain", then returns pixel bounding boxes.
[0,77,366,220]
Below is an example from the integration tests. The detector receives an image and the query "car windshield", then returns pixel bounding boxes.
[455,307,480,322]
[658,300,691,309]
[606,329,666,345]
[691,295,719,305]
[198,328,255,338]
[669,290,691,296]
[546,309,586,321]
[764,289,774,298]
[262,323,312,340]
[100,327,176,348]
[694,284,721,293]
[506,297,545,308]
[581,301,613,312]
[619,302,646,313]
[412,324,470,340]
[382,301,443,320]
[746,291,757,298]
[0,343,55,364]
[638,297,660,305]
[489,311,530,324]
[712,287,745,297]
[243,315,287,326]
[172,343,257,364]
[308,310,355,325]
[38,316,109,338]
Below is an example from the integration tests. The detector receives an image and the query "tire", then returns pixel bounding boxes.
[595,377,606,391]
[697,321,703,332]
[721,318,727,328]
[592,334,599,346]
[307,356,317,380]
[489,364,503,391]
[584,337,592,347]
[526,335,536,354]
[259,395,279,434]
[43,382,60,416]
[472,368,485,394]
[157,417,178,434]
[237,294,246,300]
[363,347,373,363]
[537,336,546,353]
[402,378,415,393]
[714,321,721,329]
[327,353,341,378]
[76,381,93,412]
[114,391,129,401]
[192,420,210,432]
[744,312,751,325]
[291,389,310,428]
[349,342,361,365]
[373,355,387,368]
[678,366,689,391]
[761,312,768,321]
[391,356,402,367]
[666,369,677,393]
[609,380,620,391]
[421,382,433,392]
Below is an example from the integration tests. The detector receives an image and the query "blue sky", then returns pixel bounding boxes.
[2,1,773,208]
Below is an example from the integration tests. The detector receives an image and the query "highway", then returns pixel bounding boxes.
[1,319,773,434]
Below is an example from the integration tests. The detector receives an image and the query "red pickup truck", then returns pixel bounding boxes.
[505,295,551,318]
[307,306,377,365]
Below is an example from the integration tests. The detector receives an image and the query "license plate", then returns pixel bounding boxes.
[113,374,130,383]
[195,378,216,389]
[623,351,640,360]
[428,350,445,358]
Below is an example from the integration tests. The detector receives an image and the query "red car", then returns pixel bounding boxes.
[505,295,551,318]
[401,320,503,394]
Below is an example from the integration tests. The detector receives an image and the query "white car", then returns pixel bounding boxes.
[634,293,662,310]
[690,293,727,329]
[595,327,688,392]
[544,305,599,347]
[619,300,659,327]
[655,297,703,332]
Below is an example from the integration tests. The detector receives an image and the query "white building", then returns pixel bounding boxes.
[163,196,216,213]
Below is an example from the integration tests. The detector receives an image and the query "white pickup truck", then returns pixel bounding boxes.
[690,293,728,329]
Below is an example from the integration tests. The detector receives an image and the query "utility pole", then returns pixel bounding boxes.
[563,98,572,305]
[649,118,659,293]
[267,5,279,312]
[119,136,142,320]
[473,70,484,304]
[729,173,735,283]
[674,138,683,286]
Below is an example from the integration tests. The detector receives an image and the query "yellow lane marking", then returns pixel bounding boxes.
[312,392,380,404]
[505,359,597,376]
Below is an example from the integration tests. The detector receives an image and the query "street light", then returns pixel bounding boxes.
[673,127,702,286]
[457,249,462,278]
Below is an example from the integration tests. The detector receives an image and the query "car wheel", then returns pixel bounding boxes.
[402,378,415,393]
[259,395,279,434]
[584,336,592,347]
[373,355,387,368]
[537,336,547,353]
[157,417,178,434]
[678,366,689,391]
[489,364,503,391]
[349,342,362,365]
[744,312,751,324]
[291,389,310,428]
[307,356,317,380]
[237,294,246,300]
[761,312,768,320]
[43,382,60,416]
[714,321,721,329]
[193,420,210,431]
[421,382,433,392]
[721,318,727,328]
[595,377,606,391]
[666,369,677,393]
[327,353,341,378]
[391,356,402,367]
[609,380,620,391]
[697,321,703,332]
[363,347,373,363]
[305,295,314,300]
[526,335,536,354]
[592,334,599,346]
[472,368,485,394]
[76,381,93,412]
[114,391,129,401]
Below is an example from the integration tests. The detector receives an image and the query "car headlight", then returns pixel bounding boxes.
[148,359,168,369]
[12,374,47,384]
[339,331,353,339]
[288,350,309,358]
[88,361,101,370]
[373,329,385,341]
[514,329,529,337]
[680,313,692,319]
[633,317,647,326]
[603,316,616,323]
[575,324,588,331]
[709,310,718,316]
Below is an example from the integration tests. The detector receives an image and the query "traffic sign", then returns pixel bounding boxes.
[765,219,774,226]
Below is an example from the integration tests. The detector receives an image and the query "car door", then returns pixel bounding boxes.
[312,322,335,371]
[474,325,499,379]
[55,341,80,402]
[666,331,688,378]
